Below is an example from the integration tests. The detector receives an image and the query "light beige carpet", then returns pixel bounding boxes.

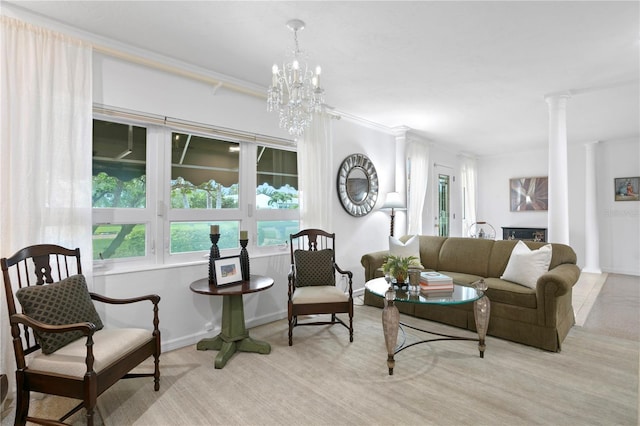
[3,303,638,425]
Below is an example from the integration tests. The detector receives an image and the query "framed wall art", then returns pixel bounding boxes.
[614,177,639,201]
[509,176,548,211]
[213,255,243,286]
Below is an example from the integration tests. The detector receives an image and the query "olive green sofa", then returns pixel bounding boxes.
[361,236,581,352]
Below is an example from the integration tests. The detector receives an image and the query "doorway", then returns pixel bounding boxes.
[438,174,450,237]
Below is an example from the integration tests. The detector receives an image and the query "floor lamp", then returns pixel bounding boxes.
[381,192,406,237]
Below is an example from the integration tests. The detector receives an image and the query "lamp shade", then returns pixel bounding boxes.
[381,192,405,210]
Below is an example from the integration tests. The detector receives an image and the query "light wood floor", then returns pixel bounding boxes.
[579,273,639,341]
[1,272,637,426]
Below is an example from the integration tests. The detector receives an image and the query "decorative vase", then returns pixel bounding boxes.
[239,238,250,281]
[408,268,421,295]
[209,233,220,282]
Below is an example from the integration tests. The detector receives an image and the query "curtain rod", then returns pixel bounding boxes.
[93,44,266,100]
[434,162,454,169]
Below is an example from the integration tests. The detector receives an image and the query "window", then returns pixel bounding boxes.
[255,146,299,247]
[170,133,239,210]
[92,119,150,260]
[92,112,298,267]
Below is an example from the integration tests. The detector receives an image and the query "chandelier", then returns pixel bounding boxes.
[267,19,325,138]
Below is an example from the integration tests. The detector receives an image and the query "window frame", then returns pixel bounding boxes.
[92,107,298,270]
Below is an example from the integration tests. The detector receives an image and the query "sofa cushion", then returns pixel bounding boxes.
[294,249,335,287]
[417,236,448,270]
[483,277,538,309]
[500,240,552,289]
[16,274,104,354]
[438,238,494,277]
[389,235,424,268]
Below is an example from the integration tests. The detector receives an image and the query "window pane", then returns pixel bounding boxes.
[171,133,239,209]
[92,120,147,208]
[170,221,240,254]
[257,220,299,247]
[93,224,146,260]
[256,146,298,209]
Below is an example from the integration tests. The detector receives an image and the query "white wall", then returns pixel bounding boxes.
[93,52,396,351]
[594,138,640,275]
[476,138,640,275]
[477,148,549,238]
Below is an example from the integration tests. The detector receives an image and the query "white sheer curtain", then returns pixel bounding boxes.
[460,154,478,237]
[298,111,333,231]
[406,138,429,235]
[0,16,93,396]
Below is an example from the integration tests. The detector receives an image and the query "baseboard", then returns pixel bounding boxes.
[160,310,288,353]
[601,267,640,276]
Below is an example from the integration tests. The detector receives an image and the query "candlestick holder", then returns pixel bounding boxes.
[209,233,221,282]
[239,238,250,281]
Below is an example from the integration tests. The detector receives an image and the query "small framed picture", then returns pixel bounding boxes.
[614,177,639,201]
[213,255,243,286]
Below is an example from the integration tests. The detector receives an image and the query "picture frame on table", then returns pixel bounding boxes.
[213,255,243,286]
[614,177,639,201]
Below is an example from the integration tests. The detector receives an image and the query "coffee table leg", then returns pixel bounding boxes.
[382,289,400,375]
[474,295,491,358]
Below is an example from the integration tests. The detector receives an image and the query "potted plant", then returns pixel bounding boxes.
[381,255,419,284]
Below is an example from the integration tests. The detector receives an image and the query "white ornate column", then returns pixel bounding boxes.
[545,93,571,244]
[583,141,601,273]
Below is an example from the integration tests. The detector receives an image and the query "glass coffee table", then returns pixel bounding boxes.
[365,277,491,375]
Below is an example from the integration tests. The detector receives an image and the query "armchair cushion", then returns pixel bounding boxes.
[293,249,335,287]
[291,286,349,304]
[27,328,152,377]
[16,274,103,354]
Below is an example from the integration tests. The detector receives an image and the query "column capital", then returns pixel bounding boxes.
[544,91,572,103]
[391,125,411,138]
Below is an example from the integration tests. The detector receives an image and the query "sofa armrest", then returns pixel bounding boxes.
[361,250,389,282]
[537,263,581,297]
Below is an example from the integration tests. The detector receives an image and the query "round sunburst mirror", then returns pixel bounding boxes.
[337,154,379,217]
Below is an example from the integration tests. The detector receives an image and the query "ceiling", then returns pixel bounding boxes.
[5,1,639,156]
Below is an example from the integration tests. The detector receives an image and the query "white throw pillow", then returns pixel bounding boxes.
[501,240,553,289]
[389,235,424,268]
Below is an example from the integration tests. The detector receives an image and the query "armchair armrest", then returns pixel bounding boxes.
[11,313,98,370]
[334,263,353,297]
[334,263,353,279]
[90,293,161,336]
[90,293,160,305]
[10,313,96,335]
[287,264,296,301]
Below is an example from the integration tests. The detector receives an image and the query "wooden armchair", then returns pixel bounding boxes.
[288,229,353,346]
[1,244,160,426]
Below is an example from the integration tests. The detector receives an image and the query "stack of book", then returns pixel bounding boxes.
[419,271,454,295]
